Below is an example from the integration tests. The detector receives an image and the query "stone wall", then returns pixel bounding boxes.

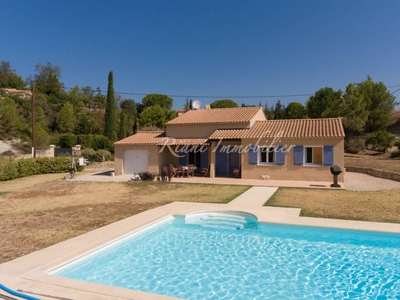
[345,166,400,182]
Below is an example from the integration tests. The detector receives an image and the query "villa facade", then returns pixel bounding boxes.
[114,106,345,182]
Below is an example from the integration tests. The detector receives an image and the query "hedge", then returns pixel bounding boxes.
[0,157,84,181]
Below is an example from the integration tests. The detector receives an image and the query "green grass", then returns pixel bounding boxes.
[264,187,400,223]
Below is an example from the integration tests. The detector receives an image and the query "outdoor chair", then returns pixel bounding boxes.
[233,168,241,178]
[168,164,177,177]
[201,164,210,177]
[187,164,196,177]
[176,164,186,177]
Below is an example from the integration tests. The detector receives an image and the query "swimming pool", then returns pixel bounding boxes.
[51,212,400,299]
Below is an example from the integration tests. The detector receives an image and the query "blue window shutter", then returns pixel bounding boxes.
[179,149,187,165]
[248,145,258,165]
[323,145,334,166]
[276,145,285,165]
[200,147,209,169]
[293,145,303,165]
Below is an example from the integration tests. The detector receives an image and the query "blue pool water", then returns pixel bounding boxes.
[51,213,400,299]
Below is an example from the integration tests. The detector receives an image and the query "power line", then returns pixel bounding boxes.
[32,82,400,100]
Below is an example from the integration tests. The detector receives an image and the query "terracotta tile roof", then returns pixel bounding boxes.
[209,118,345,139]
[115,131,209,146]
[166,106,264,125]
[114,131,165,145]
[158,138,209,146]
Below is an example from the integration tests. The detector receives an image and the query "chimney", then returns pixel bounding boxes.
[205,104,211,109]
[177,108,186,116]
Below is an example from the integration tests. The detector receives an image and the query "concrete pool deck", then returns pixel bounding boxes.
[1,186,400,300]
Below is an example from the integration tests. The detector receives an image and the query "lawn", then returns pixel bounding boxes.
[266,187,400,223]
[345,154,400,173]
[0,173,249,264]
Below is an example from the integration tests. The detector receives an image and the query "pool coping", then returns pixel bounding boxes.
[1,199,400,299]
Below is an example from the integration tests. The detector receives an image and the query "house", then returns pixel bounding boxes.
[114,106,345,182]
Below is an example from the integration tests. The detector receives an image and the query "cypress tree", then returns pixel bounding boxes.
[104,71,117,141]
[118,111,126,140]
[133,114,138,134]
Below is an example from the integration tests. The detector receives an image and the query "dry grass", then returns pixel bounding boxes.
[345,155,400,173]
[0,173,249,264]
[266,188,400,223]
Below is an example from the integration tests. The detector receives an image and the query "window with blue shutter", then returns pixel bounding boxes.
[248,145,258,165]
[293,145,303,165]
[323,145,334,166]
[276,145,285,165]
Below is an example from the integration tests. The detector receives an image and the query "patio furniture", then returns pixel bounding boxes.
[233,168,241,178]
[176,164,186,177]
[187,164,196,177]
[201,164,210,177]
[168,164,177,177]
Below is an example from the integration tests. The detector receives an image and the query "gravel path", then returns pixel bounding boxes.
[345,172,400,191]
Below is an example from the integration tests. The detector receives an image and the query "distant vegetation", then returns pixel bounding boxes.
[0,61,178,152]
[0,61,398,155]
[262,77,398,154]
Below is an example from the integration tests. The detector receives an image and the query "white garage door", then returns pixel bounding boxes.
[124,150,148,174]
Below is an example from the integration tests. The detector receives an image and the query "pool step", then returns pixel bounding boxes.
[185,211,258,230]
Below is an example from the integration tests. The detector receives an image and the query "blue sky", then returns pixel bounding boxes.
[2,0,400,109]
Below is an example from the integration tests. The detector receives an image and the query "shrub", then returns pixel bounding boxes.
[81,148,96,160]
[365,130,395,152]
[58,134,77,148]
[0,157,84,181]
[0,161,18,181]
[95,149,112,162]
[77,135,112,151]
[394,140,400,151]
[139,171,155,181]
[92,135,112,151]
[390,150,400,158]
[345,138,365,154]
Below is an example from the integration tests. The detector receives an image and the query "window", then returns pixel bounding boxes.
[304,146,322,165]
[259,147,275,164]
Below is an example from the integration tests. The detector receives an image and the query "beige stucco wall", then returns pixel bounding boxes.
[166,123,250,138]
[240,138,344,182]
[114,145,160,175]
[115,135,345,182]
[251,108,267,121]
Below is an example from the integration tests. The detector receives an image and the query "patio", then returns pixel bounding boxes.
[69,169,342,189]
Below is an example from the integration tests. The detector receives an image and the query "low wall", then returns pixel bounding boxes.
[345,166,400,182]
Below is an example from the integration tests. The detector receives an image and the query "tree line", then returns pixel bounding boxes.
[0,61,179,152]
[0,61,398,154]
[183,77,398,153]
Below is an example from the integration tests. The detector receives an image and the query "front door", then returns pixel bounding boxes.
[215,146,240,177]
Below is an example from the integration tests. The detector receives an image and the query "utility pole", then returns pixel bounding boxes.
[31,82,36,158]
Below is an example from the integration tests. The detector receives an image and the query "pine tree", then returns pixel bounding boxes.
[104,71,117,141]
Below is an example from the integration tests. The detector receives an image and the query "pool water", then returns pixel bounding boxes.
[51,214,400,299]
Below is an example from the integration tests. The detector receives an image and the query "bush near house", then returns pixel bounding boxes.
[345,137,365,154]
[94,149,112,162]
[0,157,84,181]
[139,171,155,181]
[365,130,395,152]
